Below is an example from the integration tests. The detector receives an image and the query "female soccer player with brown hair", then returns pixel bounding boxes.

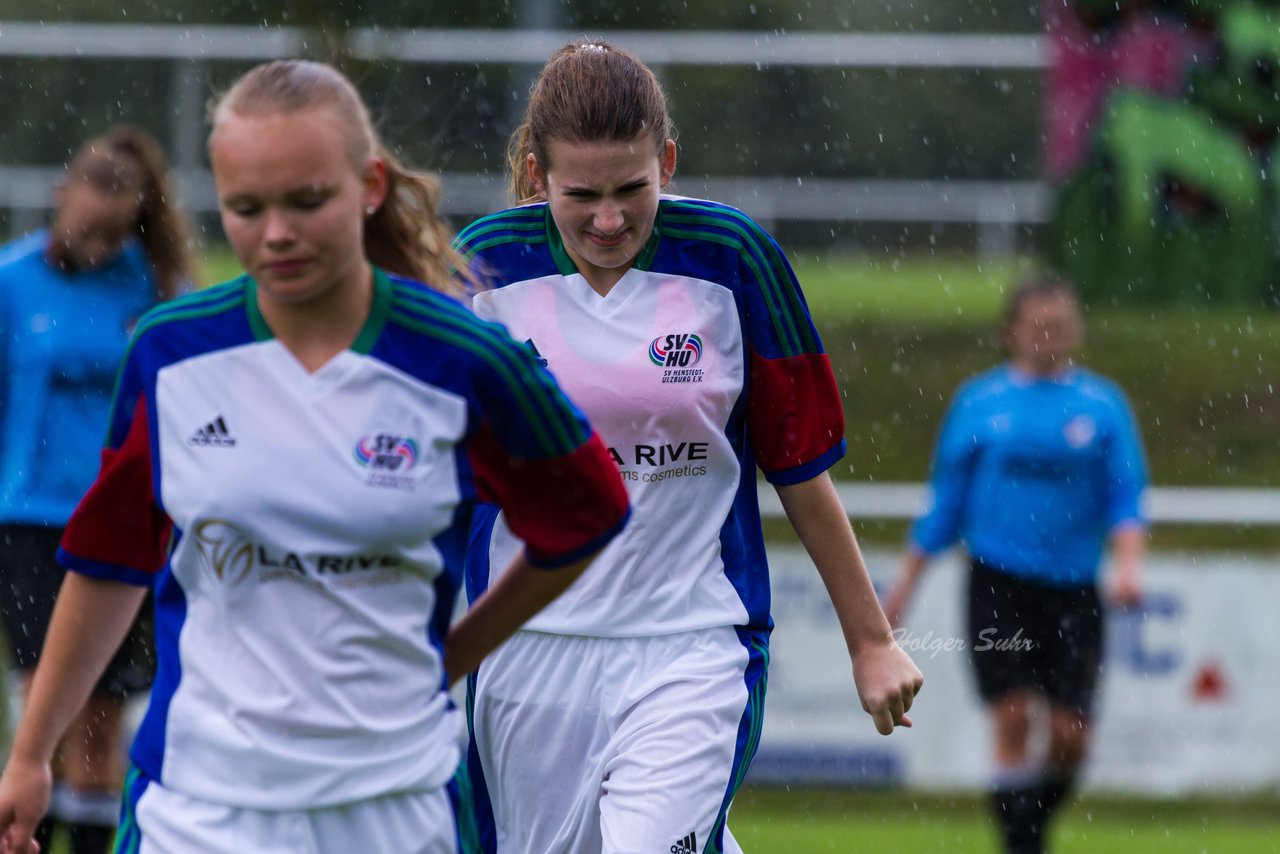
[0,124,193,853]
[456,40,922,853]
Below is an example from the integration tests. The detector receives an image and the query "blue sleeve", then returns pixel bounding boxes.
[0,277,8,428]
[1102,388,1148,529]
[736,221,846,483]
[909,388,979,554]
[0,283,10,486]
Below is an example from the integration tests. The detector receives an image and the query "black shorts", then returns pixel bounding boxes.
[0,524,154,698]
[966,559,1103,717]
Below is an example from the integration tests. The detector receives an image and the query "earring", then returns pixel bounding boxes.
[366,206,376,216]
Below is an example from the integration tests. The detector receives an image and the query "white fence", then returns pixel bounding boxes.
[0,23,1047,67]
[759,481,1280,525]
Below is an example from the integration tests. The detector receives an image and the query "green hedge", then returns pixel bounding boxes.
[1052,92,1279,306]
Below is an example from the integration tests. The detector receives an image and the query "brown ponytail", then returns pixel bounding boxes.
[507,40,676,204]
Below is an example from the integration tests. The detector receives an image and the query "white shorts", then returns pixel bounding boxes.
[115,766,468,854]
[465,626,769,854]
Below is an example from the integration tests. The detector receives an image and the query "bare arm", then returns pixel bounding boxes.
[882,546,931,630]
[1104,523,1146,607]
[443,550,598,686]
[0,573,146,854]
[776,472,923,735]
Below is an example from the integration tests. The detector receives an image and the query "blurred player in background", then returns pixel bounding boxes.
[0,59,629,854]
[455,39,922,854]
[883,274,1148,854]
[0,125,192,854]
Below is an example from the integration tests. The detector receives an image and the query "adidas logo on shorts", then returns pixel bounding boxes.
[671,831,698,854]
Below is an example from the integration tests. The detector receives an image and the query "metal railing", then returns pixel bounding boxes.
[0,23,1049,251]
[0,23,1046,67]
[759,482,1280,525]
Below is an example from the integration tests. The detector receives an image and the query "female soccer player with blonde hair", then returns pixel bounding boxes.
[0,59,628,854]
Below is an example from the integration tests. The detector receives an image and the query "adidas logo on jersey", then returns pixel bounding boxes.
[188,416,237,448]
[671,831,698,854]
[524,339,549,368]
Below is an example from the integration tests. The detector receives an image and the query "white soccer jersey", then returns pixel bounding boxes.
[58,270,628,810]
[457,197,845,637]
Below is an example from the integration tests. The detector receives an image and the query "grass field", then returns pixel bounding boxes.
[198,248,245,288]
[56,788,1276,854]
[730,787,1280,853]
[791,253,1029,323]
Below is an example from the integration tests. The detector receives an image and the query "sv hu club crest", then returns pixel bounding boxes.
[650,333,703,368]
[354,434,419,472]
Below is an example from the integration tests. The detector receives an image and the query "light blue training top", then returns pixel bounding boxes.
[909,363,1148,586]
[0,230,156,526]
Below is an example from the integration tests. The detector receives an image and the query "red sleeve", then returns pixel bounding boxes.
[748,348,846,475]
[468,425,629,568]
[59,397,172,585]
